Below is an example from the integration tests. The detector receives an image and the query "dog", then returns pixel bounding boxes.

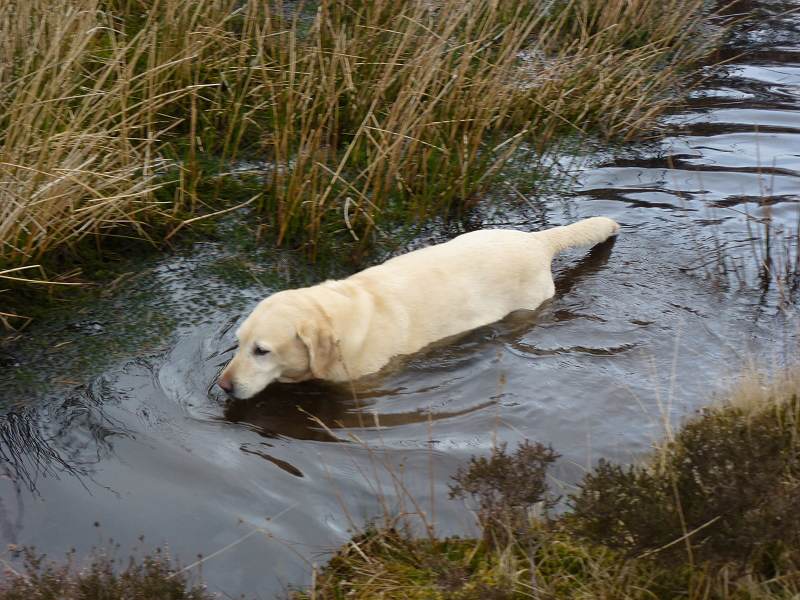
[217,217,619,399]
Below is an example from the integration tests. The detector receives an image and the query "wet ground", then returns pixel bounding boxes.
[2,1,799,597]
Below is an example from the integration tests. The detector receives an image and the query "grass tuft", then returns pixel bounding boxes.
[449,441,559,547]
[299,366,800,599]
[1,0,722,288]
[570,367,800,575]
[0,546,214,600]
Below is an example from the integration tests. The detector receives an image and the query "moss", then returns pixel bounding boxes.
[296,524,707,599]
[293,528,530,600]
[0,236,158,327]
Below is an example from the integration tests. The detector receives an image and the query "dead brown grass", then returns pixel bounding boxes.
[250,0,720,254]
[1,0,721,312]
[0,0,238,266]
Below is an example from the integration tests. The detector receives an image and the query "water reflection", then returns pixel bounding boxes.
[0,412,79,495]
[223,381,358,442]
[553,236,617,297]
[0,404,97,545]
[222,380,499,442]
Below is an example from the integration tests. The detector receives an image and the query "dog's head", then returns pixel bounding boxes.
[217,290,338,399]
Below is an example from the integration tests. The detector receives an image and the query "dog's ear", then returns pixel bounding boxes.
[297,318,337,379]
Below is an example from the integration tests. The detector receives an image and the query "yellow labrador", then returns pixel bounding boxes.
[218,217,619,399]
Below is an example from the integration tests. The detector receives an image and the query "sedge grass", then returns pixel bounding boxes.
[0,0,241,264]
[1,0,722,314]
[248,0,721,255]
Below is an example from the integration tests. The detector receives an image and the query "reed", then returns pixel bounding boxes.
[0,0,238,267]
[1,0,719,290]
[248,0,719,255]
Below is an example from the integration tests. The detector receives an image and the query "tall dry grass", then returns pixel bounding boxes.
[0,0,240,267]
[249,0,719,254]
[1,0,719,305]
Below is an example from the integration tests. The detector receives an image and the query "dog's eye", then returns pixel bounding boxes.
[253,345,270,356]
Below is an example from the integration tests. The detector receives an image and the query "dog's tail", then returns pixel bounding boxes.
[537,217,620,256]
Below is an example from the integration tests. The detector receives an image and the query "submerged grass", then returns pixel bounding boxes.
[1,0,722,324]
[297,366,800,599]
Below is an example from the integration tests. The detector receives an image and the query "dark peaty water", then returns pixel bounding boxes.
[1,1,799,596]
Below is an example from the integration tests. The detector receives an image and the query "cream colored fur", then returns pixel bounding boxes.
[218,217,619,399]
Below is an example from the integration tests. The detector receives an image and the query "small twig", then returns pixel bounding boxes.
[166,503,297,579]
[165,193,260,241]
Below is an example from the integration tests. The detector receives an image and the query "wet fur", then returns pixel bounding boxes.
[219,217,619,399]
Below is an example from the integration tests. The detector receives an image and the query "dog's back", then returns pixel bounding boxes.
[346,217,619,364]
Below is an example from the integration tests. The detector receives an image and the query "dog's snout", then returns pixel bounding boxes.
[217,373,234,394]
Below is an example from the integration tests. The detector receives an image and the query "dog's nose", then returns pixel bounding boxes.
[217,375,233,394]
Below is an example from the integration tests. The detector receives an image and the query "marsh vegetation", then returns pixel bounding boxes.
[1,0,720,325]
[297,368,800,599]
[0,547,213,599]
[2,0,799,597]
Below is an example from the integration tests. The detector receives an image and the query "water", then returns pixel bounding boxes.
[2,1,799,596]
